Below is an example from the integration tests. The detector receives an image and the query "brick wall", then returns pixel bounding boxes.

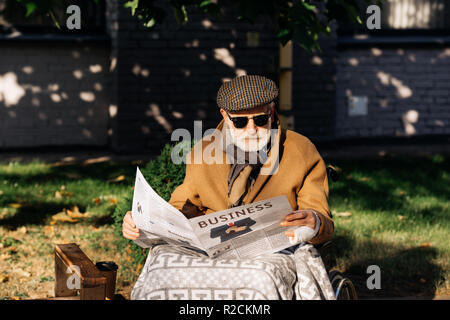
[109,2,279,153]
[0,41,110,148]
[292,31,337,142]
[2,1,449,152]
[336,46,450,138]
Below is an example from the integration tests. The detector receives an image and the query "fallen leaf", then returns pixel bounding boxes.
[0,190,3,196]
[44,226,55,237]
[51,210,78,224]
[61,191,73,197]
[65,173,82,179]
[419,242,432,248]
[51,206,90,224]
[14,269,31,278]
[17,226,27,235]
[93,197,101,205]
[55,189,73,199]
[109,175,125,183]
[8,203,22,208]
[66,206,88,219]
[334,211,352,217]
[109,198,118,205]
[19,277,29,284]
[83,156,110,165]
[397,215,406,221]
[360,177,370,182]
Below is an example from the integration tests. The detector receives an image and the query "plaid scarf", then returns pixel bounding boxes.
[222,123,272,208]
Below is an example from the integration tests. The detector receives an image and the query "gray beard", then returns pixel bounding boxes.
[222,122,271,165]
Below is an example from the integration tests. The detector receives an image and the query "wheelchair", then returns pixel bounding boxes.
[314,165,358,300]
[315,240,358,300]
[128,164,356,301]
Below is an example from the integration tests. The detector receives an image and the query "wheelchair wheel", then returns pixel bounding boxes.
[328,270,358,300]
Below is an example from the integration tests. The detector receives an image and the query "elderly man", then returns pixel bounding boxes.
[123,75,335,300]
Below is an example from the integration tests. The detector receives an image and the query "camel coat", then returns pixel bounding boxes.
[168,117,334,245]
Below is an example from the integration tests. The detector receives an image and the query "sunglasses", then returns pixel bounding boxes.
[226,111,271,129]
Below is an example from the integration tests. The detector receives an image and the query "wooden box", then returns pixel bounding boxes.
[54,243,107,300]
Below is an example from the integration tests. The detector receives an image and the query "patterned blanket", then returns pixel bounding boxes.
[131,243,335,300]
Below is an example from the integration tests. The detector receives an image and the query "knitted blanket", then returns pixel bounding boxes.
[131,243,335,300]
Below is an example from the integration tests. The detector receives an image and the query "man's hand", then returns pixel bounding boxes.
[280,209,316,239]
[122,211,140,240]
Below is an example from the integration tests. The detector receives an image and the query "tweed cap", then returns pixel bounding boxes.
[217,75,279,111]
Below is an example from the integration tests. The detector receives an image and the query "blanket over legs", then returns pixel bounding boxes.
[131,243,336,300]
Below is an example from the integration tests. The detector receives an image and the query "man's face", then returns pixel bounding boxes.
[220,103,275,152]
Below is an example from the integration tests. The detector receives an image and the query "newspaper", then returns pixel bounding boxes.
[131,167,298,259]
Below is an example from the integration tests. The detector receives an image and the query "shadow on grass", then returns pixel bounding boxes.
[0,161,137,229]
[0,200,118,229]
[0,202,82,229]
[323,235,444,299]
[0,161,138,185]
[325,155,450,217]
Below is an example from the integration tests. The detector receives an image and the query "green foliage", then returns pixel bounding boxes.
[5,0,67,28]
[5,0,380,52]
[123,0,372,52]
[2,0,103,30]
[112,142,187,268]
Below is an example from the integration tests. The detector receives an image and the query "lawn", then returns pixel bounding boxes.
[0,158,141,299]
[325,153,449,298]
[0,153,448,299]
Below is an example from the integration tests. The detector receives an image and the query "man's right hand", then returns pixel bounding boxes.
[122,211,140,240]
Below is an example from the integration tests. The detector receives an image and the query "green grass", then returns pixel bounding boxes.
[0,154,448,299]
[324,154,449,297]
[0,160,139,228]
[0,159,142,299]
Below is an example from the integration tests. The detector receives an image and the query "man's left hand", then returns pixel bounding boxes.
[280,210,316,239]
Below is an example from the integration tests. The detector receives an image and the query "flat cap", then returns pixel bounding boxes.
[217,75,279,111]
